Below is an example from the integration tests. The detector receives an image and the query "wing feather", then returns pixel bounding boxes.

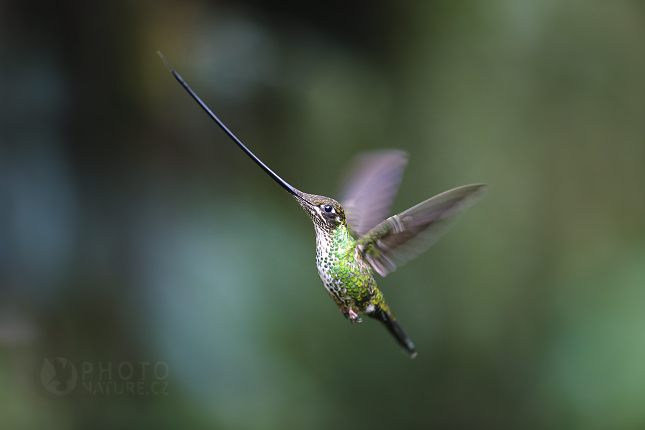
[357,184,487,276]
[339,150,408,238]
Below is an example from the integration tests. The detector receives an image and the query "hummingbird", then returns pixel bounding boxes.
[159,52,486,358]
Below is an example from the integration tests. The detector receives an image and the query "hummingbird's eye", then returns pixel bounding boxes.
[323,204,333,213]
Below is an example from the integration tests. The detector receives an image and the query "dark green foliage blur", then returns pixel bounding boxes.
[2,1,645,429]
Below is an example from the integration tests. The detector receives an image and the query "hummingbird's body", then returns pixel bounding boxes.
[160,52,486,358]
[312,215,373,315]
[296,192,415,354]
[297,193,375,316]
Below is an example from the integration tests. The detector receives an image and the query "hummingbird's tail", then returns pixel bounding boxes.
[372,308,417,358]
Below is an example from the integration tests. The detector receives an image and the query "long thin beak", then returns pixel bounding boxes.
[158,51,303,200]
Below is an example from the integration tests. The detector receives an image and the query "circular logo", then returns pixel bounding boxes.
[41,357,77,395]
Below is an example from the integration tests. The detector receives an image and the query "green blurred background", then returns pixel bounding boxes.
[2,0,645,428]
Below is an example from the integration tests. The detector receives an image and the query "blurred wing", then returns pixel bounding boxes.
[338,150,408,238]
[357,184,487,277]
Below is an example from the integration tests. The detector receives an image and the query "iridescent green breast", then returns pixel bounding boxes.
[315,224,375,311]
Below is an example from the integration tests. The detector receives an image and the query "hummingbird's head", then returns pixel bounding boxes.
[294,192,346,231]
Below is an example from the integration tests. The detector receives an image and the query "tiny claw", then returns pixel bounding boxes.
[349,308,362,323]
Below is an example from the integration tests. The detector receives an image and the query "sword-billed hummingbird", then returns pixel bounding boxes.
[159,52,486,358]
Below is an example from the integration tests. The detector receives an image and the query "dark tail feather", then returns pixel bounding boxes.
[374,309,417,358]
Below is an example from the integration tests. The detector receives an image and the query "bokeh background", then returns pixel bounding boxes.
[2,0,645,428]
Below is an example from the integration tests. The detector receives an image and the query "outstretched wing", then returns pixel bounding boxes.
[357,184,487,277]
[338,150,408,238]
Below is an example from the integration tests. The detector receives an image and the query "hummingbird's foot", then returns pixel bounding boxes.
[349,308,362,324]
